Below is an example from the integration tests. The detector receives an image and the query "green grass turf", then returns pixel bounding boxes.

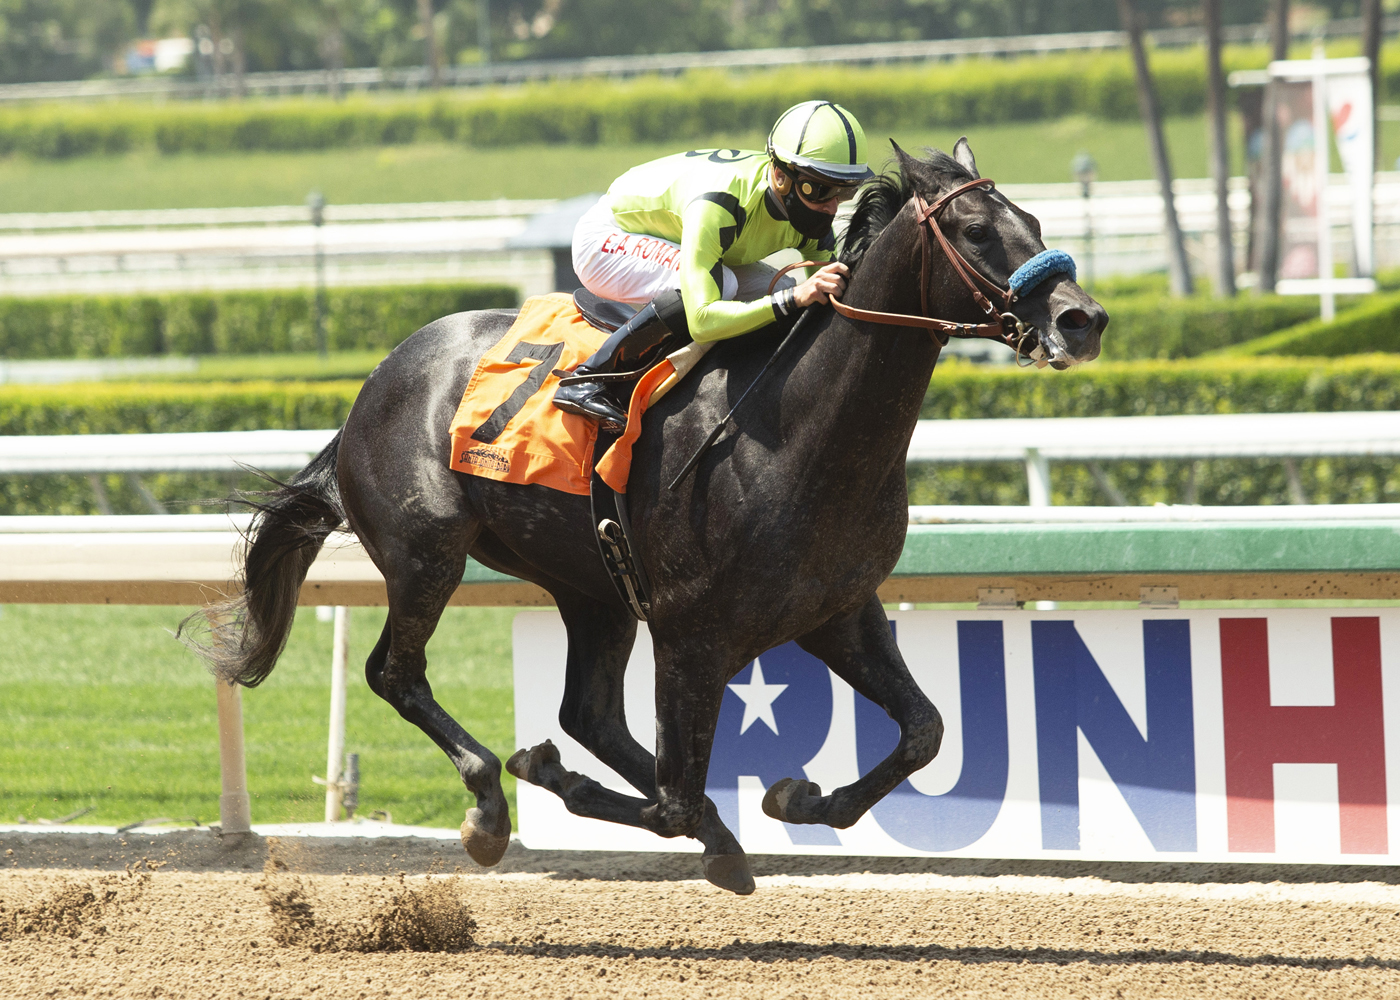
[0,603,517,831]
[1,112,1366,214]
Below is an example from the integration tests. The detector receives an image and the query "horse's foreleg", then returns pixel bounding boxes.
[509,591,752,894]
[367,562,511,867]
[765,594,943,830]
[638,638,730,841]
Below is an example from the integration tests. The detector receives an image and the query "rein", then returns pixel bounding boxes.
[771,177,1056,367]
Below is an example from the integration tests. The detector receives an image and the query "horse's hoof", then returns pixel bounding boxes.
[762,777,823,824]
[702,851,755,896]
[460,807,511,867]
[505,740,560,786]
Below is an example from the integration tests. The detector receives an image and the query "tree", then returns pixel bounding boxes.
[1361,0,1380,168]
[1117,0,1193,296]
[1255,0,1288,292]
[1204,0,1235,296]
[0,0,136,83]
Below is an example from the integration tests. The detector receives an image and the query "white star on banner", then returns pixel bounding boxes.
[727,658,788,735]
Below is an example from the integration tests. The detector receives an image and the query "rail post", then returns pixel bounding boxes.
[1025,448,1052,507]
[323,606,350,822]
[215,679,252,834]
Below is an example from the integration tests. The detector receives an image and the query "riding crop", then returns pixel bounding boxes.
[667,304,820,491]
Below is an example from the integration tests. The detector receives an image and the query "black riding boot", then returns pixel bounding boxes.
[554,289,690,428]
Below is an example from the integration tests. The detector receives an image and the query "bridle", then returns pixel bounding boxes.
[772,177,1065,368]
[671,178,1076,491]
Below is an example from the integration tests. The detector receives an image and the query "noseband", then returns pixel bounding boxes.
[775,177,1074,368]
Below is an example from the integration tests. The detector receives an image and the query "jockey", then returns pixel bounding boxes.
[554,100,875,427]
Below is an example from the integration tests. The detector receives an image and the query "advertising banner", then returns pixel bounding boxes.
[1276,79,1321,281]
[513,609,1399,863]
[1326,70,1375,276]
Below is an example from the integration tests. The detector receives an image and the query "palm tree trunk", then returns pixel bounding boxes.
[1257,0,1290,292]
[1117,0,1194,296]
[1362,0,1381,170]
[418,0,442,89]
[1205,0,1235,296]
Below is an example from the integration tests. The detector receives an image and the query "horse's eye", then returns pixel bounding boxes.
[965,224,988,242]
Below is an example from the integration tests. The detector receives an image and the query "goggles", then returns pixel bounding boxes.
[781,165,861,204]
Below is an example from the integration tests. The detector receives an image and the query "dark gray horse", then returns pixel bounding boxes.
[187,140,1106,895]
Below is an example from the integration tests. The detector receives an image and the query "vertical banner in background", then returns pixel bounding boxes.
[512,609,1400,864]
[1276,79,1320,280]
[1326,71,1375,276]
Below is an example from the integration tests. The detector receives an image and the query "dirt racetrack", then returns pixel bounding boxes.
[3,830,1400,999]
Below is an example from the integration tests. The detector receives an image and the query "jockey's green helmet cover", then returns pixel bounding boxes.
[766,101,875,186]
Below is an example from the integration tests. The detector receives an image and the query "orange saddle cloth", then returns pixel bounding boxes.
[448,293,674,495]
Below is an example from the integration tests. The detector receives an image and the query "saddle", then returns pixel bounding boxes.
[448,293,696,621]
[572,287,636,332]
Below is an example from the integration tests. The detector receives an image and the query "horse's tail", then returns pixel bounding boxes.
[180,431,346,688]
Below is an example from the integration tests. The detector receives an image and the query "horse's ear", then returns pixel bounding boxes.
[953,137,980,179]
[890,139,915,173]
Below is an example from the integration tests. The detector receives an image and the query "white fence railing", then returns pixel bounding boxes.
[6,412,1397,503]
[7,170,1400,296]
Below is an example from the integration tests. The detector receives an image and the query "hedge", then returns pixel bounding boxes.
[0,283,517,359]
[9,355,1388,434]
[0,380,364,515]
[1216,291,1400,358]
[0,380,361,435]
[0,45,1293,159]
[923,354,1400,419]
[1095,293,1323,360]
[12,39,1400,160]
[4,357,1400,514]
[914,354,1400,507]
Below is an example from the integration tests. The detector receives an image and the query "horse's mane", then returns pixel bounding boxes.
[840,148,973,270]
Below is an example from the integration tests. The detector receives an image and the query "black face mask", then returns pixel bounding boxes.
[769,175,835,240]
[782,188,836,240]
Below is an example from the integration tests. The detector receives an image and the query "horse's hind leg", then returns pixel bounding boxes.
[763,594,944,830]
[508,590,753,894]
[363,526,511,867]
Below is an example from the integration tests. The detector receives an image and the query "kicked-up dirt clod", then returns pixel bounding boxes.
[260,845,475,953]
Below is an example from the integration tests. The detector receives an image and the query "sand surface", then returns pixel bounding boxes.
[3,830,1400,999]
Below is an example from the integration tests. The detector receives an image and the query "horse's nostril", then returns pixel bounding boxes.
[1057,308,1091,333]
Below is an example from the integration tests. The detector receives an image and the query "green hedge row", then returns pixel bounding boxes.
[0,283,517,359]
[0,45,1297,158]
[0,380,361,435]
[6,355,1387,432]
[1218,291,1400,357]
[915,355,1400,507]
[3,358,1399,514]
[923,355,1400,419]
[1096,293,1323,360]
[0,381,364,514]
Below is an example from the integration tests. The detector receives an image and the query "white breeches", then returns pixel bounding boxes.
[571,197,793,306]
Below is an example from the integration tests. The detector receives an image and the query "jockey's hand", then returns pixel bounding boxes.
[793,262,849,307]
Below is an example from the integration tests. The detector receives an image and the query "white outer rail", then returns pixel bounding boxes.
[0,429,337,475]
[5,410,1397,476]
[0,200,558,233]
[906,412,1400,462]
[906,411,1400,507]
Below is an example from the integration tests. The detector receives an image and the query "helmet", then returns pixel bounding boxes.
[766,100,875,188]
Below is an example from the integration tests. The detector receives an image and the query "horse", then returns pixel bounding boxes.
[186,139,1107,896]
